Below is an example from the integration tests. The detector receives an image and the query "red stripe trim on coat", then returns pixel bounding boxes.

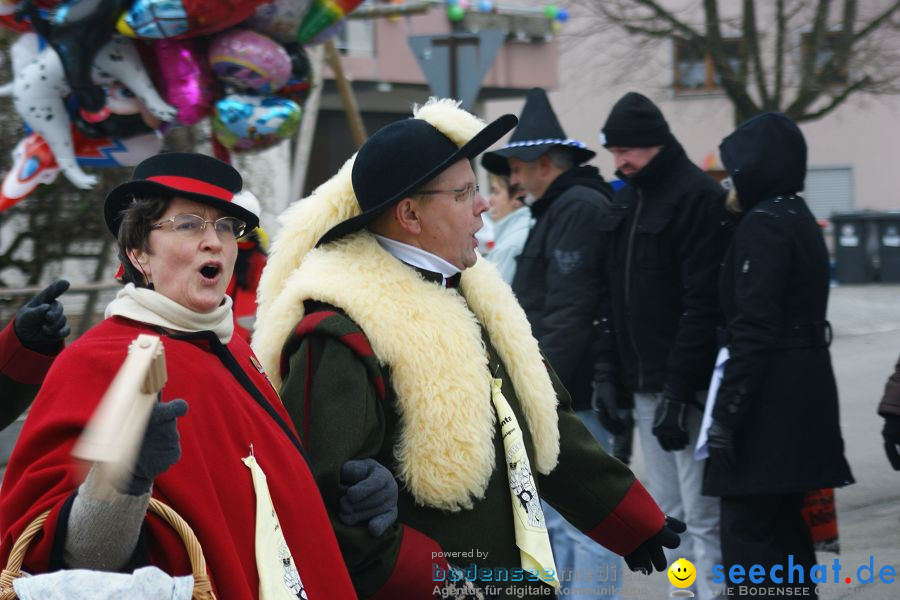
[280,312,337,379]
[369,525,448,600]
[340,331,374,357]
[585,479,665,556]
[146,175,234,201]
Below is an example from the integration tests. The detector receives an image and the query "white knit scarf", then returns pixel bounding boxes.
[105,284,234,344]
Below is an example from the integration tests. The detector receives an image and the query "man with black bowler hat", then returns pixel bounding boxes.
[596,91,729,600]
[252,98,684,599]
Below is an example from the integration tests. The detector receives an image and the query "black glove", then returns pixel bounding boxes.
[14,279,71,353]
[651,394,689,452]
[707,420,737,470]
[125,398,188,496]
[339,458,398,537]
[883,414,900,471]
[624,515,686,574]
[591,380,633,435]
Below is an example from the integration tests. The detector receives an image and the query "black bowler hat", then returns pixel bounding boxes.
[103,152,259,236]
[480,87,595,176]
[317,113,518,246]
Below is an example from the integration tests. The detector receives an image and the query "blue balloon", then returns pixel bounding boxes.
[556,8,569,22]
[477,0,493,12]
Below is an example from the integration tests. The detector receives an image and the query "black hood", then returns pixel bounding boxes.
[719,112,806,209]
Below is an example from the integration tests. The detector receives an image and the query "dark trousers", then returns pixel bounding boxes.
[720,493,817,599]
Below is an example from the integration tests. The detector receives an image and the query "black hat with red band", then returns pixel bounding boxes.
[103,152,259,236]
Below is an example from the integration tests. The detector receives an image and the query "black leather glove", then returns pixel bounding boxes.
[591,380,633,435]
[651,394,689,452]
[707,420,737,470]
[624,515,685,574]
[14,279,71,353]
[883,414,900,471]
[339,458,398,537]
[125,398,188,496]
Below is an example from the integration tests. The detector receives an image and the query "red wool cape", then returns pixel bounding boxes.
[0,316,355,599]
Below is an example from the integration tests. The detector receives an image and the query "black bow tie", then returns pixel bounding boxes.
[412,266,461,289]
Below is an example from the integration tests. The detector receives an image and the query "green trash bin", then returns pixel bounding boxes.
[875,212,900,283]
[831,212,876,283]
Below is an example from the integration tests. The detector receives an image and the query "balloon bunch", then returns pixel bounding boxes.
[0,0,362,210]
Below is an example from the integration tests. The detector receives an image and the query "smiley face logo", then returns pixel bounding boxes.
[668,558,696,588]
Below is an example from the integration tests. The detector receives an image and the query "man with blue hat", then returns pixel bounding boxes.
[482,87,628,597]
[253,98,684,599]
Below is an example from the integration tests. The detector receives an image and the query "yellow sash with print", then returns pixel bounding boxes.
[242,454,309,599]
[491,378,560,588]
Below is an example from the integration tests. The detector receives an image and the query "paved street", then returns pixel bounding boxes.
[623,283,900,600]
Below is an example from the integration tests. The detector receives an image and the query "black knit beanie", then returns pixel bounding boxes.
[601,91,674,148]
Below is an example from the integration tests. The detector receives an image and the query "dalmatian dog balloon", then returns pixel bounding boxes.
[8,36,176,189]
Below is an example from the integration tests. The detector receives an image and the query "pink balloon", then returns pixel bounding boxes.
[209,29,292,93]
[151,38,216,125]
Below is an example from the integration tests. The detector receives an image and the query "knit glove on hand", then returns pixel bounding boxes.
[883,414,900,471]
[14,279,71,353]
[624,516,686,574]
[707,420,738,470]
[124,399,188,496]
[591,380,633,435]
[339,458,398,537]
[651,391,690,452]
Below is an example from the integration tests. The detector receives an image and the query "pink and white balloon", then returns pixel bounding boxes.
[209,29,292,94]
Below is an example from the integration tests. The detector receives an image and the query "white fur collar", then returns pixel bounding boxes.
[255,233,559,510]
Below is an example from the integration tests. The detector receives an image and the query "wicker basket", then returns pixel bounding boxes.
[0,498,215,599]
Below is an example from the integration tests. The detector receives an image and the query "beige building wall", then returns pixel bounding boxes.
[482,1,900,215]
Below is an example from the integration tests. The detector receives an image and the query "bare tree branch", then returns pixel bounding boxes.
[773,0,786,106]
[704,0,759,121]
[742,0,770,106]
[793,75,872,121]
[852,0,900,41]
[594,0,900,124]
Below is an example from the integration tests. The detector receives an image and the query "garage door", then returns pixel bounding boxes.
[804,166,854,220]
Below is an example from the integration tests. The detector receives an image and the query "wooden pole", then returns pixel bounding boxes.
[290,44,326,203]
[324,39,367,149]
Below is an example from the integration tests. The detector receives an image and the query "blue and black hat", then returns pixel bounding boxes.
[481,87,595,176]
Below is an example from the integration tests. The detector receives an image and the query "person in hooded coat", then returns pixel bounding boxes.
[704,112,855,599]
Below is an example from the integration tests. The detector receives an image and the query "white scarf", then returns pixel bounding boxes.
[105,284,234,344]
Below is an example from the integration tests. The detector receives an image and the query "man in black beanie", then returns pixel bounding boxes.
[595,91,729,600]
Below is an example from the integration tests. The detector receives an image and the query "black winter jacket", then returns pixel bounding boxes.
[704,113,853,495]
[512,166,613,410]
[597,143,728,401]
